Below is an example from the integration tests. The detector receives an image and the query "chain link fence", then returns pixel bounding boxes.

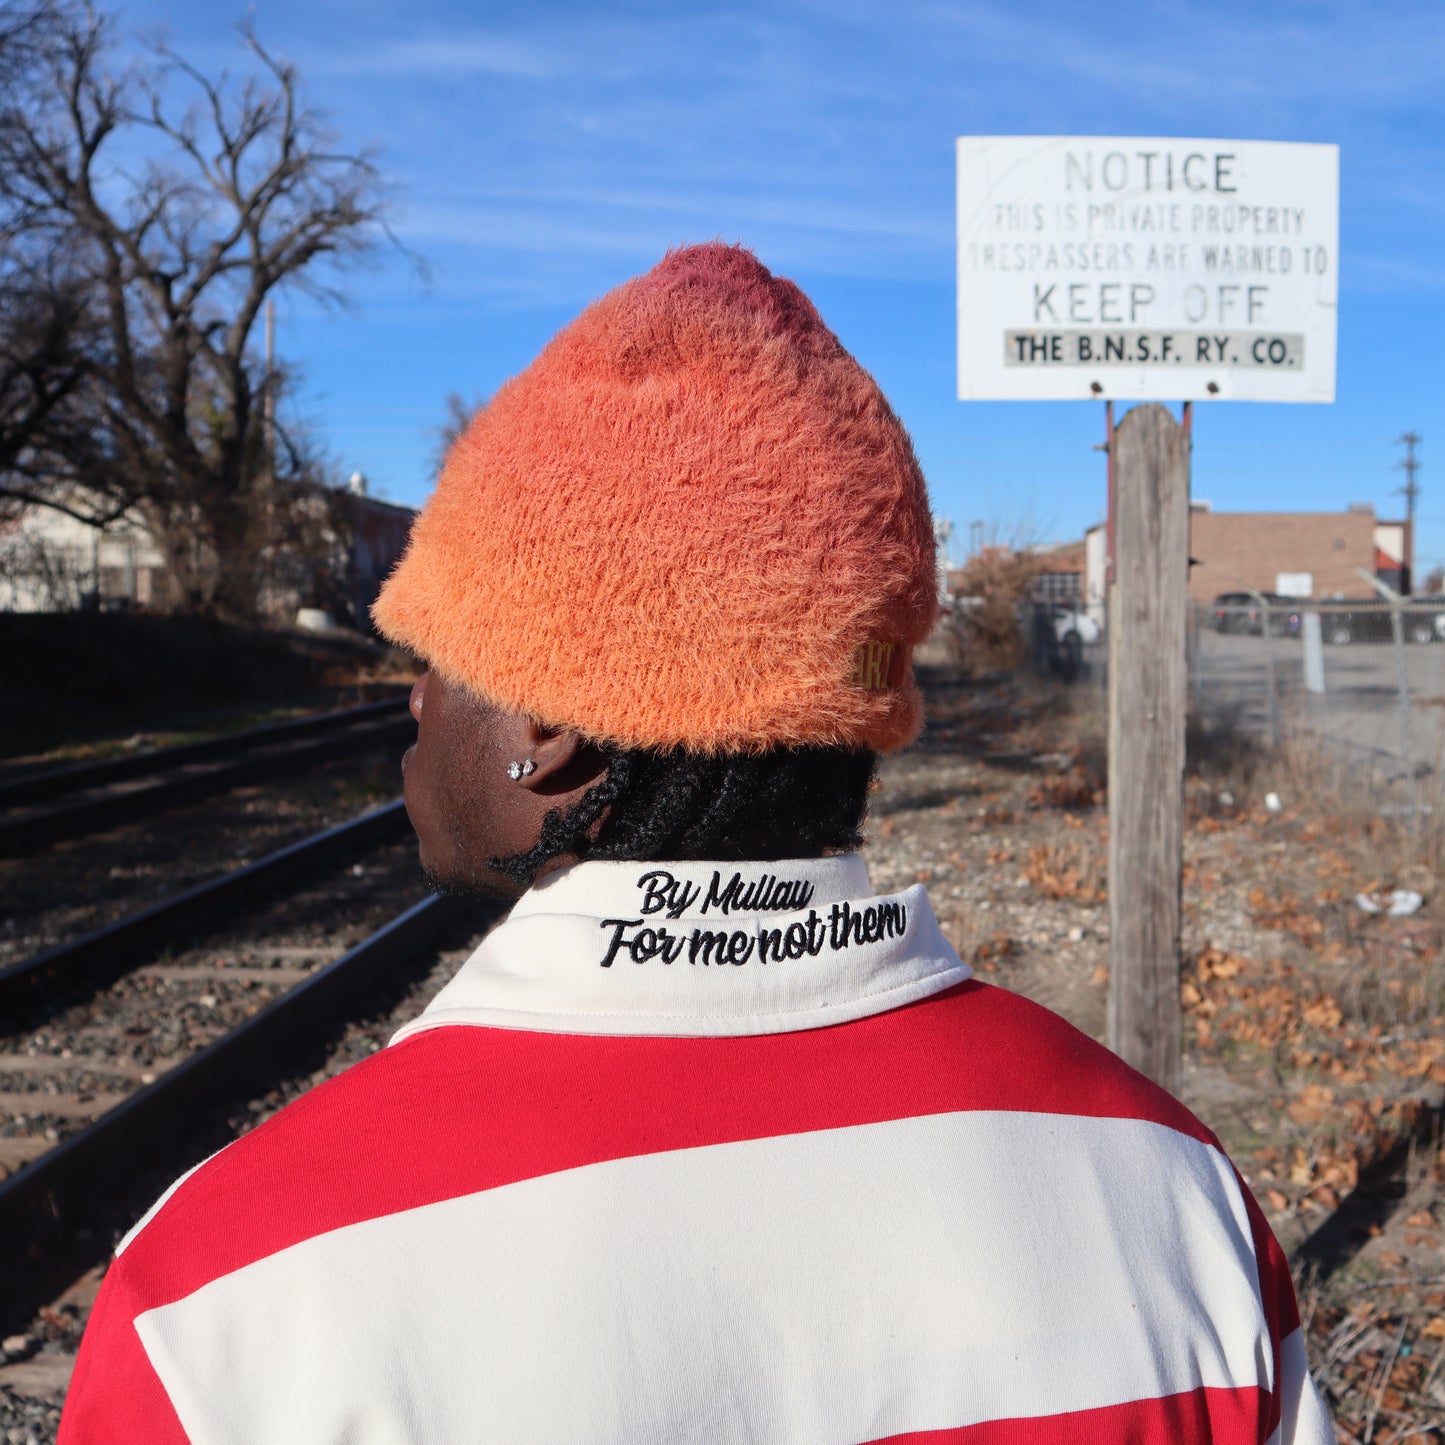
[1013,594,1445,823]
[1190,597,1445,822]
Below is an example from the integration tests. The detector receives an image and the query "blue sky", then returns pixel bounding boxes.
[111,0,1442,568]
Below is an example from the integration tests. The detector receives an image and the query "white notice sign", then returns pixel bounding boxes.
[956,136,1338,403]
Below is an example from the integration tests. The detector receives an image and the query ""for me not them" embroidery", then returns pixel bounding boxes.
[597,899,909,968]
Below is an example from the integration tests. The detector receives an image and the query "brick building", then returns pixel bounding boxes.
[1083,504,1407,609]
[1187,504,1387,602]
[1027,539,1086,603]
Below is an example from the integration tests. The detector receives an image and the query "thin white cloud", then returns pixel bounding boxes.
[318,34,560,80]
[906,0,1445,110]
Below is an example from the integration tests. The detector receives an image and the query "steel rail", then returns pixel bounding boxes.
[0,891,494,1325]
[0,799,411,1024]
[0,712,413,856]
[0,696,409,810]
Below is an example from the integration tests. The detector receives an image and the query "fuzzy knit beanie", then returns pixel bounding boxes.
[372,243,937,754]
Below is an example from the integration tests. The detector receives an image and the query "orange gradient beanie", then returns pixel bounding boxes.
[372,243,937,754]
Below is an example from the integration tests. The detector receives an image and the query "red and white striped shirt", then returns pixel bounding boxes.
[61,856,1333,1443]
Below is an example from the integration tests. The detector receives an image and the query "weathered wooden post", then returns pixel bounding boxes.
[1107,404,1190,1093]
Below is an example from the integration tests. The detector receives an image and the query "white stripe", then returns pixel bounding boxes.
[1267,1328,1335,1445]
[138,1111,1268,1445]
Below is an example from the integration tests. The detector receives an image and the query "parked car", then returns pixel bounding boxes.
[1406,600,1445,644]
[1050,605,1101,647]
[1210,592,1301,636]
[1318,601,1445,645]
[1211,591,1253,633]
[1318,609,1383,646]
[1042,605,1097,681]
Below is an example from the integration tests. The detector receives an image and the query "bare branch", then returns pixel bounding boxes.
[0,0,397,618]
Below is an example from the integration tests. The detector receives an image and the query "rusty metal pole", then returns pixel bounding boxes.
[1103,399,1116,705]
[1105,400,1116,588]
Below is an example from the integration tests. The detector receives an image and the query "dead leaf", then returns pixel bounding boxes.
[1302,998,1344,1030]
[1021,842,1104,903]
[1287,1084,1335,1125]
[1196,947,1247,981]
[1317,1152,1359,1191]
[970,934,1017,974]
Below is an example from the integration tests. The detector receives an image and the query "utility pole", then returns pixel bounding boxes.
[1396,431,1421,595]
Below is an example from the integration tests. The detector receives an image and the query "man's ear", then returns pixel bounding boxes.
[514,719,609,796]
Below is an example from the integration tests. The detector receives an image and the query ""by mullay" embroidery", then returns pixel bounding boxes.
[635,868,815,921]
[597,898,909,968]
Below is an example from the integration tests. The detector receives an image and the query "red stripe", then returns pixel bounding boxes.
[57,1265,189,1445]
[113,981,1221,1308]
[1237,1165,1300,1439]
[868,1384,1269,1444]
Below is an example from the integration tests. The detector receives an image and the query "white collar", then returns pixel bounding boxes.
[390,855,971,1042]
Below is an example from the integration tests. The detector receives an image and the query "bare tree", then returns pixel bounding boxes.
[430,390,485,476]
[0,0,393,617]
[0,3,118,525]
[0,265,99,501]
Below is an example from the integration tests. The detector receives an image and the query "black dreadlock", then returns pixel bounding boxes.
[490,745,878,888]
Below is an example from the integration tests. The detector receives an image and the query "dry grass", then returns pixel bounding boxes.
[1020,839,1105,902]
[946,547,1040,673]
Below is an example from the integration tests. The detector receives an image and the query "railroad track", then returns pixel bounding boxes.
[0,810,495,1322]
[0,799,411,1020]
[0,696,413,855]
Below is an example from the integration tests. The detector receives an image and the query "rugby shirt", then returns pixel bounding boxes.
[59,855,1334,1444]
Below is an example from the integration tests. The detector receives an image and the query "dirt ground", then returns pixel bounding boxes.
[2,661,1443,1441]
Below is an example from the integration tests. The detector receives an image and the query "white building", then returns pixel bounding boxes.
[0,501,171,612]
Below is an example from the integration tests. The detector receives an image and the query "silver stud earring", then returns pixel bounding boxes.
[506,759,537,781]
